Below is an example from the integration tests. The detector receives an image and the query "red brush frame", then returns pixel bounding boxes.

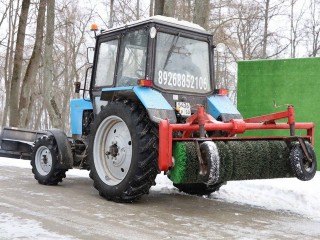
[158,106,315,171]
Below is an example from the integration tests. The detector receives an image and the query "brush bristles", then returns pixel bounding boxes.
[168,140,294,184]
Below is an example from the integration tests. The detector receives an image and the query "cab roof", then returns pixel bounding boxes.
[99,16,211,36]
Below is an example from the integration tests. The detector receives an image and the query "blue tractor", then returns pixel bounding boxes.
[0,17,317,203]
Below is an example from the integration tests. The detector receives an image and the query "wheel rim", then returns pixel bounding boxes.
[302,151,314,173]
[35,146,53,176]
[93,115,132,186]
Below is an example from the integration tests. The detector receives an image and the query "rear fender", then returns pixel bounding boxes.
[207,95,242,121]
[47,129,73,169]
[100,87,176,123]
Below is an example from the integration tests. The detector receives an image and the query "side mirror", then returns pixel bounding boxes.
[74,82,81,93]
[87,47,94,64]
[216,43,226,53]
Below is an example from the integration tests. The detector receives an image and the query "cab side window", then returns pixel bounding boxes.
[95,39,118,87]
[116,29,148,87]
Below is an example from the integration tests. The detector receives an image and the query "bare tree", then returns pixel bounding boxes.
[1,0,20,126]
[231,2,263,60]
[107,0,149,26]
[43,0,63,128]
[42,0,95,132]
[136,0,140,19]
[261,0,270,58]
[154,0,165,15]
[163,0,176,17]
[9,0,30,127]
[259,0,288,59]
[175,0,192,21]
[149,0,154,16]
[0,0,11,30]
[193,0,209,29]
[18,0,46,127]
[289,0,306,58]
[109,0,114,28]
[306,0,320,57]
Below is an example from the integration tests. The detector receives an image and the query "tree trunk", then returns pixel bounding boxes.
[109,0,114,28]
[18,0,46,127]
[154,0,164,15]
[164,0,176,17]
[149,0,154,16]
[290,0,296,58]
[2,0,14,126]
[43,0,63,128]
[262,0,270,59]
[25,93,35,128]
[187,0,191,21]
[9,0,30,127]
[136,0,140,20]
[61,22,69,131]
[193,0,209,30]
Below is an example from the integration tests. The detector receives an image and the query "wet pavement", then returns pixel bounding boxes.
[0,165,319,239]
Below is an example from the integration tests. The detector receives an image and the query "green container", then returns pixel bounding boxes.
[237,57,320,170]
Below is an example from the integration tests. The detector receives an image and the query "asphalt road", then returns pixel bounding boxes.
[0,165,319,240]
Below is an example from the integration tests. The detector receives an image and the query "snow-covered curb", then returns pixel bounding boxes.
[1,157,319,220]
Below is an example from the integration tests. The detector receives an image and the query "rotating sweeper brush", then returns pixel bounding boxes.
[159,106,317,193]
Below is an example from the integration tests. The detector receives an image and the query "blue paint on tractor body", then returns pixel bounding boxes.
[133,87,172,110]
[101,86,172,110]
[207,95,241,119]
[70,99,93,135]
[70,88,241,135]
[101,86,176,123]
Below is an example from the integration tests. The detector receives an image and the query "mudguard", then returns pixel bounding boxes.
[47,129,73,169]
[207,95,242,121]
[100,87,177,123]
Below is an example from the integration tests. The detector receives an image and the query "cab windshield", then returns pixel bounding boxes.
[154,32,211,94]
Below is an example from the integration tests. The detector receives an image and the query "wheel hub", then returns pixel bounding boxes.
[108,143,119,158]
[35,146,53,176]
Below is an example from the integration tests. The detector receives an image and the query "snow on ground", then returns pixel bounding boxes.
[0,212,75,240]
[1,157,319,220]
[153,171,320,220]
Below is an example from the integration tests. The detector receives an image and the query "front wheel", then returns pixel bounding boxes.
[290,142,317,181]
[31,135,67,185]
[88,101,158,202]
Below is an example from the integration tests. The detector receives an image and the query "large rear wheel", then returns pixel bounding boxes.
[88,101,158,202]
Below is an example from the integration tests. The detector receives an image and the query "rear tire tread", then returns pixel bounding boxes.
[89,101,158,203]
[289,142,317,181]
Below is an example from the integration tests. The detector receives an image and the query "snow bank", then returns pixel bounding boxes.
[153,172,320,220]
[211,176,320,220]
[1,157,319,220]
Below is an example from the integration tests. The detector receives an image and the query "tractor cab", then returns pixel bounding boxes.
[86,16,238,124]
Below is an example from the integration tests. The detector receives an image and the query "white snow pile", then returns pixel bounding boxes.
[153,171,320,220]
[1,157,319,220]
